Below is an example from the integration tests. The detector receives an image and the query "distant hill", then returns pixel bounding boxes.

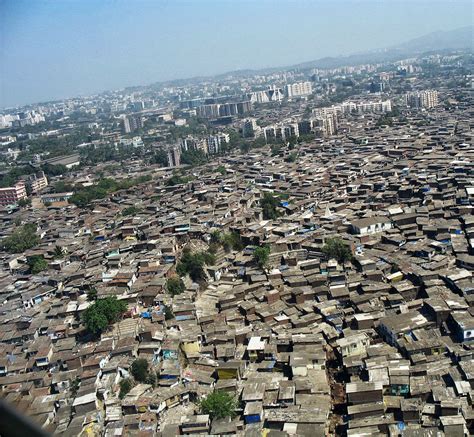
[156,26,473,86]
[391,26,473,52]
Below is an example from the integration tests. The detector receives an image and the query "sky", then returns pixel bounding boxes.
[0,0,472,108]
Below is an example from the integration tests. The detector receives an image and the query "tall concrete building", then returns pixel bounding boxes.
[197,101,251,119]
[25,171,48,194]
[167,148,181,167]
[242,118,260,138]
[263,122,299,143]
[0,181,27,206]
[285,81,313,98]
[406,90,439,109]
[123,115,144,133]
[206,133,230,154]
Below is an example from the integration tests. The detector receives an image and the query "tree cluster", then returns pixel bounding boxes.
[1,223,39,253]
[253,245,270,270]
[322,237,353,263]
[28,256,48,274]
[70,175,152,207]
[176,248,215,282]
[200,391,237,420]
[260,192,281,220]
[82,296,127,335]
[166,276,186,296]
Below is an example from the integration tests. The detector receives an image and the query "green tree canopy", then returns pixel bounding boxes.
[163,305,174,320]
[322,237,353,263]
[200,391,237,420]
[176,249,215,282]
[150,148,169,167]
[122,206,141,216]
[119,378,133,399]
[253,246,270,270]
[28,256,48,274]
[82,296,127,335]
[166,276,185,296]
[165,173,191,186]
[1,224,39,253]
[130,358,149,382]
[261,192,281,220]
[221,232,244,252]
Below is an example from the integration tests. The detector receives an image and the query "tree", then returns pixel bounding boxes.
[221,232,243,252]
[285,152,297,163]
[82,296,127,335]
[253,246,270,270]
[166,276,185,296]
[200,391,237,420]
[271,144,282,156]
[260,192,281,220]
[1,223,39,253]
[131,358,150,383]
[54,245,65,259]
[28,256,48,274]
[322,237,352,263]
[119,378,133,399]
[166,173,191,186]
[86,288,98,301]
[18,198,31,207]
[70,378,80,397]
[122,206,141,216]
[216,165,227,175]
[176,249,215,282]
[163,305,174,320]
[181,148,207,166]
[150,148,169,167]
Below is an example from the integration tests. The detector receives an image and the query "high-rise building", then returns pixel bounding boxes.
[0,181,27,206]
[167,148,181,167]
[285,81,313,98]
[206,133,230,154]
[263,122,299,142]
[242,118,260,138]
[406,90,438,109]
[196,101,252,119]
[122,115,143,133]
[247,85,284,103]
[25,171,48,194]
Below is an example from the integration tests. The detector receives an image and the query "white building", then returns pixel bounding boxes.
[285,81,313,98]
[406,90,439,109]
[350,217,393,236]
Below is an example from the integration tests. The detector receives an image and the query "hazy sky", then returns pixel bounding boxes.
[1,0,472,108]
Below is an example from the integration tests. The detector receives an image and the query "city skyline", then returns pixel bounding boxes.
[1,0,472,108]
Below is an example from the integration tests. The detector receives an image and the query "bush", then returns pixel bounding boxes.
[166,174,191,186]
[322,237,352,263]
[18,198,31,207]
[1,224,39,253]
[216,165,227,175]
[86,288,98,301]
[181,148,207,166]
[261,192,281,220]
[131,358,149,383]
[122,206,141,216]
[221,232,243,252]
[163,305,174,320]
[28,256,48,274]
[119,378,133,399]
[253,246,270,270]
[70,176,152,207]
[200,391,237,420]
[166,276,185,296]
[176,249,215,282]
[82,296,127,335]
